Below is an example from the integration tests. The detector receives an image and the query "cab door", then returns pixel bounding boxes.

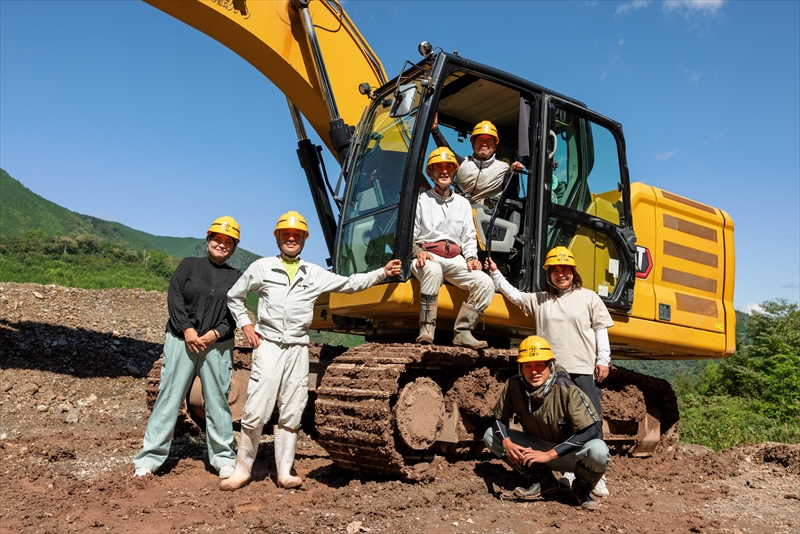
[533,97,637,311]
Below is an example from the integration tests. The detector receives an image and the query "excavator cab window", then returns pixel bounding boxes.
[337,78,425,276]
[427,71,532,285]
[544,101,633,305]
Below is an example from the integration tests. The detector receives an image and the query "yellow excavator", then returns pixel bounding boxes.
[143,0,736,480]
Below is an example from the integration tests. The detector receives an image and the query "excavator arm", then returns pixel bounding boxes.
[144,0,386,156]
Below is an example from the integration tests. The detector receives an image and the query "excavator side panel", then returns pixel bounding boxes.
[628,182,736,357]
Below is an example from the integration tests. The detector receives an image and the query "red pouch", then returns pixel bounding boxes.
[422,240,461,259]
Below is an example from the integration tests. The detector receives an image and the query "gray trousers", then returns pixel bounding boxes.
[483,427,609,474]
[134,332,236,472]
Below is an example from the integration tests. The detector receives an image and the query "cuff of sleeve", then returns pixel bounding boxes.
[465,256,477,262]
[553,444,570,458]
[215,325,229,339]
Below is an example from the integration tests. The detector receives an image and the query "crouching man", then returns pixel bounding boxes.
[483,335,609,510]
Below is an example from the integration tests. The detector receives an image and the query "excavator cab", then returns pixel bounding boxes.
[327,52,637,340]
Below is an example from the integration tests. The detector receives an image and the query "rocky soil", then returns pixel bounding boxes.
[1,281,799,534]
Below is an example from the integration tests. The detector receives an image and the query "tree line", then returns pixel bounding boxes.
[674,299,800,450]
[0,230,179,291]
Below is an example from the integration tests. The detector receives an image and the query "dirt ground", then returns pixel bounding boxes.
[1,281,799,534]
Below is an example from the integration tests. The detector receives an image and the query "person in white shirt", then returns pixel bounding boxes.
[486,246,614,498]
[412,147,494,349]
[222,211,402,491]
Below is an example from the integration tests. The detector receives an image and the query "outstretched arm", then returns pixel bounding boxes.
[431,113,465,165]
[486,259,524,307]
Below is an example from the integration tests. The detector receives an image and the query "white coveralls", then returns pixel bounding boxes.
[227,257,387,433]
[412,188,494,310]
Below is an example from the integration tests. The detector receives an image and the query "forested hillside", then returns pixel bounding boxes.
[0,169,260,271]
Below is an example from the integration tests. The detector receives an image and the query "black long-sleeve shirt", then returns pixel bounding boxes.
[166,256,242,342]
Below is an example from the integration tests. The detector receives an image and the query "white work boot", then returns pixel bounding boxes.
[274,425,303,489]
[220,426,261,491]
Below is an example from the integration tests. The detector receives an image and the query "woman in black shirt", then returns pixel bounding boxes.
[133,216,242,479]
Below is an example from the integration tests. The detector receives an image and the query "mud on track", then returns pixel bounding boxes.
[1,282,799,533]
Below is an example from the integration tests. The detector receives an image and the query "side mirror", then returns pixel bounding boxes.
[389,84,418,118]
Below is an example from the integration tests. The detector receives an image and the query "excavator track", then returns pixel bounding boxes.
[314,344,683,480]
[314,343,516,481]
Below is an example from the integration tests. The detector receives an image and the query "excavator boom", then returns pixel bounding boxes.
[144,0,386,155]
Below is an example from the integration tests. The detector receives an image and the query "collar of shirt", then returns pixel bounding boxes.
[468,153,497,170]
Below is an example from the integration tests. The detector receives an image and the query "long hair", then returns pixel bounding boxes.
[543,265,583,299]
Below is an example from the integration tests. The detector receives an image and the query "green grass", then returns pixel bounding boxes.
[679,394,800,451]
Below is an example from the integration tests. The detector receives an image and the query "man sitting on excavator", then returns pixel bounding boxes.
[431,113,525,205]
[412,147,494,348]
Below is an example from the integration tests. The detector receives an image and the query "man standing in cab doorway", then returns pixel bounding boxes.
[431,114,525,205]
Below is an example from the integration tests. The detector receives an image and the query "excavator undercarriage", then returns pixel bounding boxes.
[147,342,682,481]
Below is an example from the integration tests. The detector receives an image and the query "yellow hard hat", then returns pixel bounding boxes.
[426,147,459,172]
[517,335,554,363]
[207,216,240,242]
[543,246,577,270]
[470,120,499,144]
[274,211,309,238]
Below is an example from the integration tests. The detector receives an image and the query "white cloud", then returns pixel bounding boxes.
[687,69,703,83]
[663,0,726,17]
[655,149,679,161]
[709,133,723,141]
[739,302,764,314]
[618,37,625,46]
[783,281,799,289]
[616,0,650,17]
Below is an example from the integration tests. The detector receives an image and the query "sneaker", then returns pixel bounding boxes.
[559,471,575,492]
[513,471,559,501]
[218,464,235,480]
[572,482,599,510]
[592,475,609,498]
[133,467,152,478]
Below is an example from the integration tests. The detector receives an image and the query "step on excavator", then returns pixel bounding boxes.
[143,0,735,481]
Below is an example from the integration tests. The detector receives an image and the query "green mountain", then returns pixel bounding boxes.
[0,168,260,270]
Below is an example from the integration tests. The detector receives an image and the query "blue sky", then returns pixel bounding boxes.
[1,0,798,312]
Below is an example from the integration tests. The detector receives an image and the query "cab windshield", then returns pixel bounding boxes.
[336,77,425,276]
